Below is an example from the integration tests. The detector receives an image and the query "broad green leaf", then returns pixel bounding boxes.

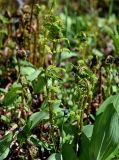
[33,76,46,93]
[97,94,119,116]
[0,133,13,160]
[0,115,10,124]
[47,153,62,160]
[27,69,41,81]
[15,60,35,76]
[20,60,33,67]
[21,66,35,76]
[62,144,78,160]
[3,83,22,106]
[92,49,103,58]
[61,51,78,61]
[79,125,93,160]
[83,125,93,139]
[89,103,119,160]
[97,95,116,116]
[112,145,119,159]
[113,94,119,116]
[28,111,49,129]
[79,134,90,160]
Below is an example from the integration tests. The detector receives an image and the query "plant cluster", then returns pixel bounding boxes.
[0,0,119,160]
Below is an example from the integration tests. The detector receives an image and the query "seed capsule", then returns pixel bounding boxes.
[17,49,30,58]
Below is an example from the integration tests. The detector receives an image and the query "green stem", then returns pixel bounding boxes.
[61,115,65,149]
[65,0,68,37]
[45,73,56,152]
[80,95,88,133]
[109,0,113,17]
[16,57,26,119]
[79,78,89,133]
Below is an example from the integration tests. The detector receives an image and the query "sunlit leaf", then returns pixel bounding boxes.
[28,111,49,129]
[33,76,46,93]
[0,133,13,160]
[3,83,22,106]
[47,153,62,160]
[89,103,119,160]
[27,69,42,81]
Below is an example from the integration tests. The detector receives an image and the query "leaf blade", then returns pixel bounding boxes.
[90,103,119,160]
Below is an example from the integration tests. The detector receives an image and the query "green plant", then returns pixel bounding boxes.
[1,0,119,159]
